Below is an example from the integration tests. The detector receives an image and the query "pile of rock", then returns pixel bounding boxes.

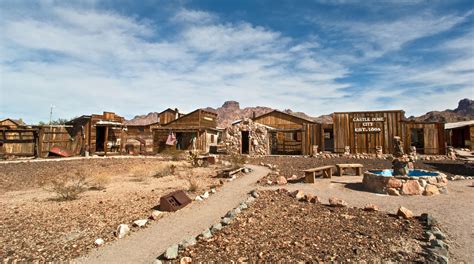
[222,118,269,156]
[447,175,473,181]
[363,171,448,196]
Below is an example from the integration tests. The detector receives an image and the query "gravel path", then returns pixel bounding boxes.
[262,177,474,263]
[76,164,270,264]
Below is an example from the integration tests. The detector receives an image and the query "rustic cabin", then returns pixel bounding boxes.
[332,110,445,154]
[0,119,37,157]
[67,111,125,155]
[253,110,321,155]
[124,124,153,154]
[0,118,28,129]
[152,109,218,153]
[445,120,474,150]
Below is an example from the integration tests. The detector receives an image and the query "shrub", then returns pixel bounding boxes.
[89,172,111,190]
[188,178,201,192]
[226,153,247,167]
[153,164,176,178]
[161,147,183,161]
[46,172,88,201]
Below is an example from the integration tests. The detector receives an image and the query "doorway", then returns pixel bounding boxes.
[96,127,105,152]
[323,128,334,152]
[411,128,424,153]
[241,131,249,154]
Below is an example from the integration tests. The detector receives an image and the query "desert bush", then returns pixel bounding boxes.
[46,172,88,201]
[161,147,183,161]
[188,178,201,192]
[153,164,177,178]
[225,153,247,167]
[89,172,111,190]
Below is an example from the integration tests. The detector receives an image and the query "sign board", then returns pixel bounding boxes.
[352,116,385,133]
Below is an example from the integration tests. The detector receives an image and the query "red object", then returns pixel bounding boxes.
[49,146,73,157]
[159,190,192,212]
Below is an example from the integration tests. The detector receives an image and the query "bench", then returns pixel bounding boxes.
[335,163,363,176]
[303,165,335,183]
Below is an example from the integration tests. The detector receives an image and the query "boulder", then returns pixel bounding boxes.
[201,191,210,199]
[195,196,203,201]
[423,184,440,196]
[164,244,179,260]
[180,237,197,248]
[386,188,400,196]
[133,219,148,227]
[397,206,413,219]
[201,229,212,239]
[309,196,321,204]
[364,204,379,212]
[221,217,232,225]
[115,224,130,239]
[276,176,288,185]
[246,196,256,204]
[250,190,259,198]
[401,180,423,195]
[210,223,223,233]
[386,178,402,189]
[290,190,305,201]
[328,197,348,207]
[238,202,248,210]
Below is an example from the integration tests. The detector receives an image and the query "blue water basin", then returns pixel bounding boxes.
[370,169,439,177]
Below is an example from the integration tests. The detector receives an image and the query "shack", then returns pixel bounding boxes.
[253,110,321,155]
[152,109,218,153]
[445,120,474,150]
[332,110,445,154]
[67,111,125,155]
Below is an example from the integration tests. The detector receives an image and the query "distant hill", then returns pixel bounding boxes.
[408,98,474,123]
[125,98,473,127]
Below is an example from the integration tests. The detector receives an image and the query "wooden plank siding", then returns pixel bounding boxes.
[253,110,319,155]
[333,110,445,154]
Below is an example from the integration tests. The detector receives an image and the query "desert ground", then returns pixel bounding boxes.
[0,155,472,262]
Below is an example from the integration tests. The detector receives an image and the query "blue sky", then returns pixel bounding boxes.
[0,0,473,123]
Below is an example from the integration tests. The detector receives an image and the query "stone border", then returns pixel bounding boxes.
[156,190,260,262]
[420,213,450,263]
[363,171,448,196]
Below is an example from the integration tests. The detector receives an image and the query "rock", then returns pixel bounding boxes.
[438,186,448,194]
[303,194,314,203]
[115,224,130,239]
[180,237,197,248]
[238,202,248,210]
[243,167,251,173]
[364,204,379,212]
[246,196,256,204]
[94,238,104,247]
[428,177,438,185]
[221,217,232,225]
[164,244,179,260]
[201,229,212,239]
[290,174,298,180]
[250,190,259,198]
[386,188,400,196]
[180,257,193,264]
[386,178,402,189]
[397,206,413,219]
[421,213,438,227]
[428,247,449,263]
[424,231,436,241]
[431,239,449,250]
[210,223,223,233]
[419,179,427,188]
[150,210,164,220]
[328,197,348,207]
[309,196,321,204]
[201,191,210,199]
[401,180,423,195]
[195,196,203,201]
[423,184,440,196]
[153,259,163,264]
[133,219,148,227]
[210,188,216,194]
[276,176,288,185]
[432,227,447,240]
[290,190,305,201]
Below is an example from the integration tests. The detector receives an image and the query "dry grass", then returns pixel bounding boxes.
[187,178,201,192]
[45,172,88,201]
[88,172,111,190]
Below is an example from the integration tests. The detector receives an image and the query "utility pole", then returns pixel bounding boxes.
[49,104,55,126]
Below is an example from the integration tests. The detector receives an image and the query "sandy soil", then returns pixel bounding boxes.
[179,190,426,262]
[0,157,223,262]
[253,156,474,262]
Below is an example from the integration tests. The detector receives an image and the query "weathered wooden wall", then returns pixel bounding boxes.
[254,111,319,155]
[0,129,36,156]
[125,126,153,154]
[333,111,404,154]
[402,122,445,155]
[470,126,474,151]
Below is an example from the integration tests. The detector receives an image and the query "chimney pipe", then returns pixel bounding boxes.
[252,111,256,119]
[175,108,179,120]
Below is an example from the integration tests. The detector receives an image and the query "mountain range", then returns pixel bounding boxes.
[125,98,473,127]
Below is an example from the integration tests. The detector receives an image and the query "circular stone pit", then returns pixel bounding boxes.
[363,170,448,196]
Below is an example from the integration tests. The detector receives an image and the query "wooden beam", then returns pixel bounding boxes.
[104,126,109,156]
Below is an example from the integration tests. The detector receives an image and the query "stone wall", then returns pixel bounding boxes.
[362,171,448,196]
[222,118,270,156]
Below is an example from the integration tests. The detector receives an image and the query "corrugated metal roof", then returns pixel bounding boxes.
[445,120,474,129]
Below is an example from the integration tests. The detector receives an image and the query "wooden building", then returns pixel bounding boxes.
[153,109,219,153]
[0,118,27,129]
[445,120,474,150]
[253,110,321,155]
[67,111,125,155]
[332,110,445,154]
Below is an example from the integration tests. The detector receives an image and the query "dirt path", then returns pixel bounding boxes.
[262,177,474,263]
[76,164,270,264]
